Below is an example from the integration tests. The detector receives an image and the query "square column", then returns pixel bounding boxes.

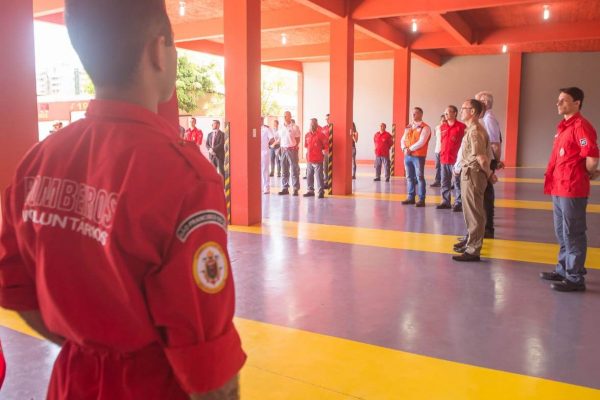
[505,52,522,168]
[224,0,262,225]
[329,16,354,195]
[392,48,411,177]
[0,0,38,196]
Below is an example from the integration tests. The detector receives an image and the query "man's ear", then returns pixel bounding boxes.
[148,35,168,72]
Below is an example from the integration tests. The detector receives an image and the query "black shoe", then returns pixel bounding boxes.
[303,191,315,197]
[373,177,381,181]
[551,280,586,292]
[484,231,495,239]
[415,201,425,208]
[453,240,467,249]
[453,252,480,262]
[453,245,467,254]
[278,189,289,195]
[452,204,462,212]
[540,271,564,281]
[436,203,451,210]
[430,182,441,187]
[293,190,299,196]
[303,176,307,179]
[401,199,416,205]
[269,173,274,177]
[277,173,281,177]
[318,192,324,199]
[352,176,356,180]
[385,177,390,182]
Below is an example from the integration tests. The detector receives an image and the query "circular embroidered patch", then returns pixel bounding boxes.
[192,242,229,294]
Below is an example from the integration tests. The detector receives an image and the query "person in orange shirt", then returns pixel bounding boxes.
[401,107,432,207]
[373,123,394,182]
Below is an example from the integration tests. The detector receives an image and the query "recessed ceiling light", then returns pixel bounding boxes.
[502,44,508,53]
[411,19,418,33]
[179,1,186,17]
[281,33,288,45]
[543,5,550,20]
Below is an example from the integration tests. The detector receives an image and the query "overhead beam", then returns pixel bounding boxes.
[35,11,64,24]
[174,6,330,42]
[177,40,225,56]
[412,50,443,67]
[352,0,541,19]
[294,0,347,18]
[262,61,303,73]
[430,12,473,46]
[33,0,63,16]
[480,20,600,45]
[411,31,462,50]
[355,19,407,49]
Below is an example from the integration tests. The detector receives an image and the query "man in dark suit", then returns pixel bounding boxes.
[206,119,226,176]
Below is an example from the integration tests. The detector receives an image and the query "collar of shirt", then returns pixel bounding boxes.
[558,112,581,131]
[411,121,424,128]
[86,99,177,140]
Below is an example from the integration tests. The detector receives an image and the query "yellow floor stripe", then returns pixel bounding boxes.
[2,310,598,399]
[353,172,600,185]
[230,220,600,269]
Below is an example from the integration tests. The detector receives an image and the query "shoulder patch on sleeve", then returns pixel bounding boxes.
[177,210,227,242]
[580,138,588,146]
[193,242,228,294]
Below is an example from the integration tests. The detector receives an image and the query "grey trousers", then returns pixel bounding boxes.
[374,156,390,179]
[307,162,324,194]
[281,147,300,190]
[441,164,461,206]
[462,168,487,256]
[552,196,588,283]
[322,154,330,187]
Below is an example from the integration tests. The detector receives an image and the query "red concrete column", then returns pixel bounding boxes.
[0,0,38,198]
[329,16,354,195]
[505,52,522,168]
[392,48,411,177]
[224,0,261,225]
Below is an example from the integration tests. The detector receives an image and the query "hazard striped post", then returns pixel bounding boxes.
[390,123,396,176]
[224,122,231,223]
[327,123,333,194]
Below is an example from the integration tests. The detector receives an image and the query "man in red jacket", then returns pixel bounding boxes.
[0,0,245,398]
[184,117,204,149]
[304,118,329,198]
[373,123,394,182]
[540,87,599,292]
[436,105,466,210]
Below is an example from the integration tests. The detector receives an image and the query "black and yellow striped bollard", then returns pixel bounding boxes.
[224,122,231,224]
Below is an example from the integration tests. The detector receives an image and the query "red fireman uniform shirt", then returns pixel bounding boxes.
[544,112,599,198]
[374,131,394,157]
[305,130,329,163]
[184,127,203,146]
[0,100,246,398]
[440,120,466,164]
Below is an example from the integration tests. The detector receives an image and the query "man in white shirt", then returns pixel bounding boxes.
[276,111,301,196]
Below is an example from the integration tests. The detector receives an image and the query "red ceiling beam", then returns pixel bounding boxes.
[33,0,63,16]
[262,61,304,73]
[411,31,461,50]
[352,0,541,19]
[177,40,225,57]
[430,12,473,46]
[294,0,347,18]
[355,19,407,49]
[412,50,443,67]
[260,38,389,61]
[174,6,330,42]
[480,20,600,45]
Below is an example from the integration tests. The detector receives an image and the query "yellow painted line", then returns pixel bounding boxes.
[230,220,600,269]
[343,191,600,213]
[2,309,599,399]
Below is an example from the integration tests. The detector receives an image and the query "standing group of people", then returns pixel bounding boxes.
[181,117,227,176]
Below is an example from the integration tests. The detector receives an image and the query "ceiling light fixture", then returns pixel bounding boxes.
[179,1,186,17]
[543,5,550,20]
[281,33,288,45]
[411,19,418,33]
[502,44,508,53]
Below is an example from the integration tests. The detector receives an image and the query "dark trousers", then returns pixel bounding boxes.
[484,181,495,235]
[210,154,225,177]
[552,196,588,283]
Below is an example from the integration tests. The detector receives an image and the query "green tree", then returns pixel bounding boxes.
[261,78,284,117]
[176,55,221,114]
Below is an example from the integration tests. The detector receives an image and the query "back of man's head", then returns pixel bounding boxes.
[65,0,173,88]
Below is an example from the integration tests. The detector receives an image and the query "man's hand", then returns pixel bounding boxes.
[496,161,505,170]
[489,173,498,184]
[590,170,600,180]
[190,375,239,400]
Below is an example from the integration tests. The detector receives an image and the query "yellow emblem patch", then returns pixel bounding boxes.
[192,242,228,294]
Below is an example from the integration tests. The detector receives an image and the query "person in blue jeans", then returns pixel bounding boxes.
[400,107,432,207]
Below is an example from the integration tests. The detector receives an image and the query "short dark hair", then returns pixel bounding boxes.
[213,120,220,125]
[190,117,196,122]
[65,0,173,88]
[414,107,423,114]
[468,99,484,118]
[560,87,584,109]
[448,105,458,114]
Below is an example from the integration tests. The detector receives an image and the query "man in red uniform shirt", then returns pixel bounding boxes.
[436,105,466,210]
[184,117,204,149]
[373,123,394,182]
[304,118,329,198]
[0,0,245,398]
[541,87,599,292]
